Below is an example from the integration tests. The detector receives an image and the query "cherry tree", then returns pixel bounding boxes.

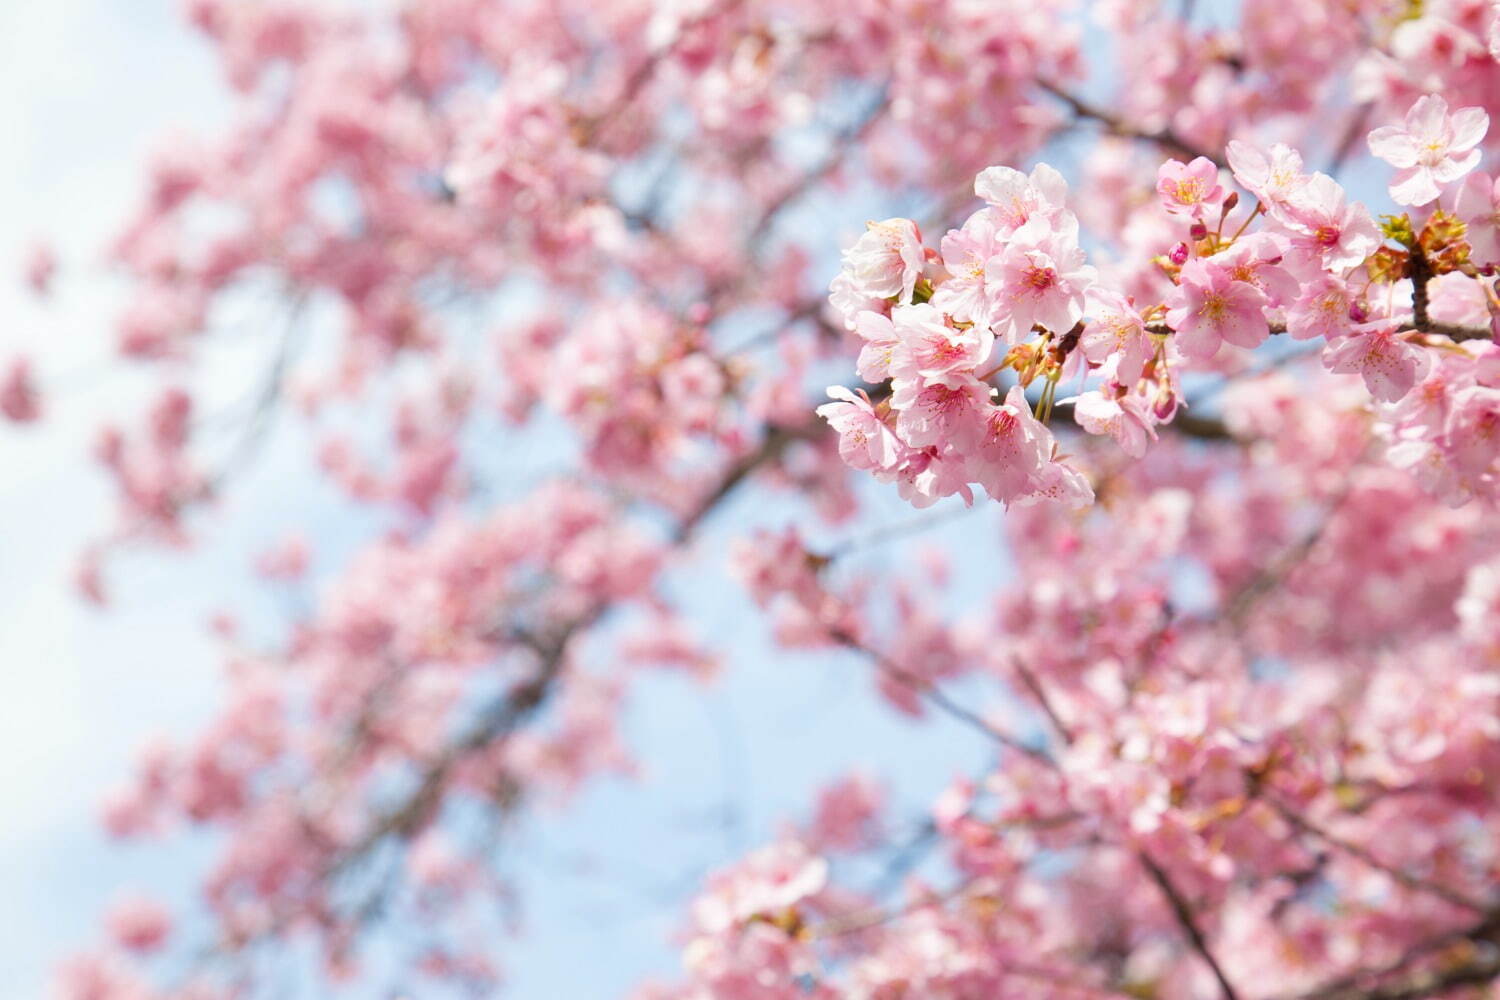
[24,0,1500,998]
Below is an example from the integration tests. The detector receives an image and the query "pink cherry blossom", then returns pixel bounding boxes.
[1080,288,1154,385]
[838,218,927,302]
[1155,156,1224,218]
[1213,231,1299,305]
[1225,140,1305,208]
[1368,93,1489,206]
[973,162,1069,235]
[1454,171,1500,265]
[1322,321,1432,402]
[1071,389,1158,457]
[889,372,990,450]
[988,213,1095,341]
[1286,275,1355,341]
[887,303,994,382]
[851,310,900,383]
[1164,257,1270,359]
[969,386,1048,503]
[1277,173,1382,272]
[816,386,903,472]
[932,210,1005,326]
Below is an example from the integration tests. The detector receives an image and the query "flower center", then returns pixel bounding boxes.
[1024,263,1056,293]
[1199,294,1229,325]
[1174,178,1205,204]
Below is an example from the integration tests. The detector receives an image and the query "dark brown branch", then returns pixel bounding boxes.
[1139,851,1242,1000]
[1049,400,1234,442]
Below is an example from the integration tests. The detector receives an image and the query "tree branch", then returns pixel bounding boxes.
[1139,851,1242,1000]
[1036,80,1224,167]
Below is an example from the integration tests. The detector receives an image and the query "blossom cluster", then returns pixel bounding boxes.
[27,2,1500,1000]
[822,92,1500,510]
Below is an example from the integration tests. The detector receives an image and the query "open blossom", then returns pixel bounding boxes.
[1155,156,1224,218]
[1071,389,1157,457]
[1322,321,1431,402]
[1444,385,1500,477]
[969,386,1047,502]
[1367,94,1489,206]
[1214,232,1299,305]
[933,210,1005,326]
[1164,257,1270,360]
[889,372,990,450]
[839,218,926,301]
[817,386,902,472]
[1286,275,1355,341]
[1277,173,1381,272]
[851,310,900,382]
[1015,456,1094,508]
[1455,171,1500,265]
[1225,140,1305,207]
[887,303,994,382]
[989,213,1095,341]
[892,445,974,508]
[1080,289,1154,385]
[828,270,887,330]
[973,162,1069,235]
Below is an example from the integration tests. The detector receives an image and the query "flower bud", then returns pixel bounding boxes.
[1152,384,1179,421]
[1169,242,1190,265]
[1189,221,1209,241]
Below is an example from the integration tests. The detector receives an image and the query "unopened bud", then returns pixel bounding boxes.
[1221,191,1240,214]
[1348,301,1369,323]
[1169,242,1190,266]
[1152,385,1179,421]
[1189,221,1209,241]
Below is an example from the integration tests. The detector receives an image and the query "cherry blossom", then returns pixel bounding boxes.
[1368,93,1490,206]
[23,4,1500,1000]
[1165,257,1270,360]
[1156,156,1225,218]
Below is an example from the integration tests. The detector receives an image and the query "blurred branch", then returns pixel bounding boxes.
[1269,798,1491,915]
[1036,80,1223,166]
[1289,911,1500,1000]
[1139,851,1242,1000]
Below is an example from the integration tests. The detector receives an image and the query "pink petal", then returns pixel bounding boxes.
[1389,166,1442,207]
[1449,107,1490,151]
[1367,126,1419,168]
[1405,93,1450,139]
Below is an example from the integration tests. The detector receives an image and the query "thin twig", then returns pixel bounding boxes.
[1139,851,1241,1000]
[1270,799,1490,915]
[1037,80,1223,166]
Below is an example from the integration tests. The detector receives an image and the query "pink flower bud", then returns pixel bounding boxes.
[1152,384,1179,421]
[1169,242,1190,265]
